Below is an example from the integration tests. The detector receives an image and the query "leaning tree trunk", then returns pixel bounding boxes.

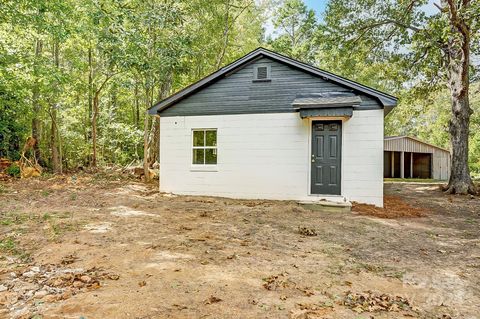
[443,0,476,194]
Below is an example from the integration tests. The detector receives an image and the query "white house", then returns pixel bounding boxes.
[148,48,397,207]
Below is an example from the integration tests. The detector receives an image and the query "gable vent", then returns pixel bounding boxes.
[254,65,270,81]
[257,66,268,79]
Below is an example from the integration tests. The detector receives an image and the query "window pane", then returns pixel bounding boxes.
[206,130,217,147]
[205,149,217,164]
[193,130,205,147]
[193,149,205,164]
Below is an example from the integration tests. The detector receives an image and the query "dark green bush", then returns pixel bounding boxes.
[6,163,20,177]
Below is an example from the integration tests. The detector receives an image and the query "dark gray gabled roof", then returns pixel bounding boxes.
[148,47,398,115]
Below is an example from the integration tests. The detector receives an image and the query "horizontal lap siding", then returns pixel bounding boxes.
[160,58,383,117]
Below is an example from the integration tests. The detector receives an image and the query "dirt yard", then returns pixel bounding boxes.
[0,175,479,319]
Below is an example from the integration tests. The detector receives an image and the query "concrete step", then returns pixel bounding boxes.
[299,199,352,213]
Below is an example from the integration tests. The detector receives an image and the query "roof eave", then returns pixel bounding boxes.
[149,47,398,115]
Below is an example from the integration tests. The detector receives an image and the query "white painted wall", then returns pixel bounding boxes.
[159,110,384,206]
[342,110,384,206]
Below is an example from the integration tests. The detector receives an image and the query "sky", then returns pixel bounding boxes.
[264,0,439,38]
[303,0,328,16]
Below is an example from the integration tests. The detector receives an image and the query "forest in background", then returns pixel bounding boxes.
[1,0,479,177]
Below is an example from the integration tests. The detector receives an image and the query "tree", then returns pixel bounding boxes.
[0,0,265,174]
[267,0,317,62]
[322,0,479,194]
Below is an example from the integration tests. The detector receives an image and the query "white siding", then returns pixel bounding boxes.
[342,110,384,206]
[159,110,384,206]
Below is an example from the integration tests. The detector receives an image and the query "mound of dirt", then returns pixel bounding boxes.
[352,196,427,219]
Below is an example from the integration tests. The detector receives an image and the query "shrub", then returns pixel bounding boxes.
[6,163,20,177]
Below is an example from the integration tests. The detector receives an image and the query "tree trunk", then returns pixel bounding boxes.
[146,75,172,169]
[147,118,160,166]
[134,82,140,129]
[87,46,93,165]
[50,106,61,172]
[91,92,99,167]
[31,38,44,165]
[50,40,61,173]
[88,47,93,124]
[443,0,476,194]
[143,112,151,182]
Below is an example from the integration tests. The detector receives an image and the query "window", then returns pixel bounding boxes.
[192,129,217,165]
[253,65,271,81]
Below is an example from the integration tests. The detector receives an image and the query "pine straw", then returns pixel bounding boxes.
[352,196,427,219]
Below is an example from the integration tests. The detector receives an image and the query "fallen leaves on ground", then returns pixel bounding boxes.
[343,290,413,313]
[298,227,317,236]
[60,254,79,265]
[263,272,294,291]
[352,195,427,218]
[289,302,333,318]
[204,295,222,304]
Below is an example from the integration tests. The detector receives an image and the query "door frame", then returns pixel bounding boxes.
[307,117,345,197]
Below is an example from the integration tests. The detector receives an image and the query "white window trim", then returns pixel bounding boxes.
[191,129,218,171]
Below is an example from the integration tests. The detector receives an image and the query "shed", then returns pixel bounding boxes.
[384,136,451,180]
[149,48,398,207]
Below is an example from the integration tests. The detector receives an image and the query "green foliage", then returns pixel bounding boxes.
[0,0,264,170]
[386,83,480,177]
[6,163,20,177]
[268,0,480,181]
[267,0,317,63]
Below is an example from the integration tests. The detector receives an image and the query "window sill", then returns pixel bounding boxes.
[190,165,218,172]
[252,79,271,83]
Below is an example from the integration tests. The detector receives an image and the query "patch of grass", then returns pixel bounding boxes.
[0,237,17,252]
[0,184,7,194]
[40,211,79,241]
[355,262,406,279]
[0,212,29,226]
[45,219,81,241]
[69,193,77,201]
[41,190,51,197]
[0,237,31,261]
[43,211,73,220]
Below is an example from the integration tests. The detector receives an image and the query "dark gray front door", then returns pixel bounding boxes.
[311,121,341,195]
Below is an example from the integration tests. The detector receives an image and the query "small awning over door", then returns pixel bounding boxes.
[292,92,361,118]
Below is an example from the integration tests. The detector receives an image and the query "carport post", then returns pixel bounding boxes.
[391,152,395,178]
[410,153,413,178]
[400,152,405,178]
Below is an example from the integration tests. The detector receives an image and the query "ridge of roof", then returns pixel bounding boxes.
[148,47,398,115]
[384,136,450,153]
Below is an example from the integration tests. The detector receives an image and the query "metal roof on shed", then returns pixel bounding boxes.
[384,136,450,154]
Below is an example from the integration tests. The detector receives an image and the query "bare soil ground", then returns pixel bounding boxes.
[0,175,479,319]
